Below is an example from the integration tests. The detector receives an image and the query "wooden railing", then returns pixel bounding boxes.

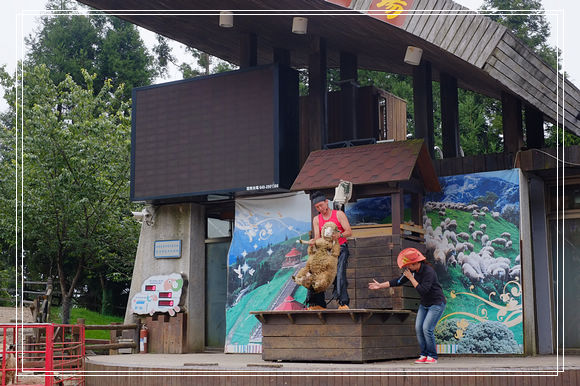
[77,319,139,355]
[0,279,59,323]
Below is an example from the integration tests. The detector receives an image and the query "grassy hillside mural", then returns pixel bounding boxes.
[424,169,523,354]
[225,192,311,353]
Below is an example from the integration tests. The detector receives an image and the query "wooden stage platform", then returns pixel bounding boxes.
[84,353,580,386]
[250,309,417,363]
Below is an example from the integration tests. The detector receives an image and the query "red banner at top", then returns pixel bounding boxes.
[369,0,414,27]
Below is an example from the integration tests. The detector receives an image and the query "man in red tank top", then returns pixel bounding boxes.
[306,191,352,310]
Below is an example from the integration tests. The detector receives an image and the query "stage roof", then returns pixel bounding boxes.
[76,0,580,135]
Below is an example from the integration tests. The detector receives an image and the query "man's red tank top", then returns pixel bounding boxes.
[319,210,347,245]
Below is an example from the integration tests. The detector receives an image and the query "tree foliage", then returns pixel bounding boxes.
[26,0,156,99]
[473,191,499,210]
[178,47,236,79]
[0,0,171,319]
[481,0,559,70]
[0,64,139,322]
[481,0,580,146]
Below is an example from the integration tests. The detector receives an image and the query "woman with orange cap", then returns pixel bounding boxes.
[368,248,446,364]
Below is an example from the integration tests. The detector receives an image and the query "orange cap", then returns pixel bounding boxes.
[397,248,426,269]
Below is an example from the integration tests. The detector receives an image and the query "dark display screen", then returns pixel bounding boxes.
[131,64,298,201]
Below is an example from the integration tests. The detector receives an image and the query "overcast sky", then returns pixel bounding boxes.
[1,0,578,110]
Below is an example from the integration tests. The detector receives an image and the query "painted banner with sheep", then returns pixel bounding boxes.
[425,169,523,354]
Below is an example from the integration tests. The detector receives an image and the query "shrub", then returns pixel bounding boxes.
[457,321,521,354]
[435,319,459,343]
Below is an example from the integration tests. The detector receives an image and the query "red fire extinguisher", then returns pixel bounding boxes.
[139,324,148,353]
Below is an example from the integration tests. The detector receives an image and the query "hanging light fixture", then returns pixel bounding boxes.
[404,46,423,66]
[292,17,308,34]
[219,11,234,28]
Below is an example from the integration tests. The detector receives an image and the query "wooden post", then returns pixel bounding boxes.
[411,192,423,226]
[440,72,460,158]
[239,32,257,68]
[273,47,290,66]
[109,322,121,355]
[134,318,141,354]
[413,61,434,158]
[308,36,328,151]
[529,176,553,354]
[76,318,85,335]
[518,170,537,355]
[75,318,85,365]
[525,105,544,149]
[502,91,523,154]
[391,190,403,236]
[340,51,358,141]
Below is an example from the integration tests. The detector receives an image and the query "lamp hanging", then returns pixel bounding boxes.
[404,46,423,66]
[292,17,308,34]
[219,11,234,28]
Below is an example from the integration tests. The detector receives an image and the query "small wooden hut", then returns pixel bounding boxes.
[291,138,440,310]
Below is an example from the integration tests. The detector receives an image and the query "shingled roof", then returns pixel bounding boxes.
[291,139,440,193]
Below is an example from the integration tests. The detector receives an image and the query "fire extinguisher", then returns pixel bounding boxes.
[139,324,148,353]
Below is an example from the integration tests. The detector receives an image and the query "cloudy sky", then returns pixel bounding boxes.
[1,0,578,108]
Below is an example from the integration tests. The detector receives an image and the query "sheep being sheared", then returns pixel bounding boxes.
[293,222,340,293]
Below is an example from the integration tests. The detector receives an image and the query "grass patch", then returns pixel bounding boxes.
[426,208,523,344]
[226,268,298,345]
[50,306,124,340]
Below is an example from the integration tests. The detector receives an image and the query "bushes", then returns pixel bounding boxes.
[501,204,520,226]
[435,319,459,344]
[457,321,521,354]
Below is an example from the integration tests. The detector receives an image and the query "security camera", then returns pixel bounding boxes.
[132,211,145,221]
[131,206,156,226]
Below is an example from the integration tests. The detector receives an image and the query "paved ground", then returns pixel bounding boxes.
[0,306,34,323]
[86,352,580,372]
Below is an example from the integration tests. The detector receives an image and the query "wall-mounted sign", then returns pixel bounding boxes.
[131,273,186,316]
[154,240,181,258]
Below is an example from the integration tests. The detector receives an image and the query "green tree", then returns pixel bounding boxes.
[178,47,237,78]
[459,90,503,155]
[26,0,156,99]
[481,0,580,146]
[481,0,559,70]
[0,64,139,322]
[26,2,99,87]
[95,16,155,99]
[474,191,499,210]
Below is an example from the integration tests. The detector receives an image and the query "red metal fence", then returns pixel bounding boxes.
[1,324,85,386]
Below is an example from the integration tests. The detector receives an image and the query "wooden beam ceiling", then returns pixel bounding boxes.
[76,0,509,99]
